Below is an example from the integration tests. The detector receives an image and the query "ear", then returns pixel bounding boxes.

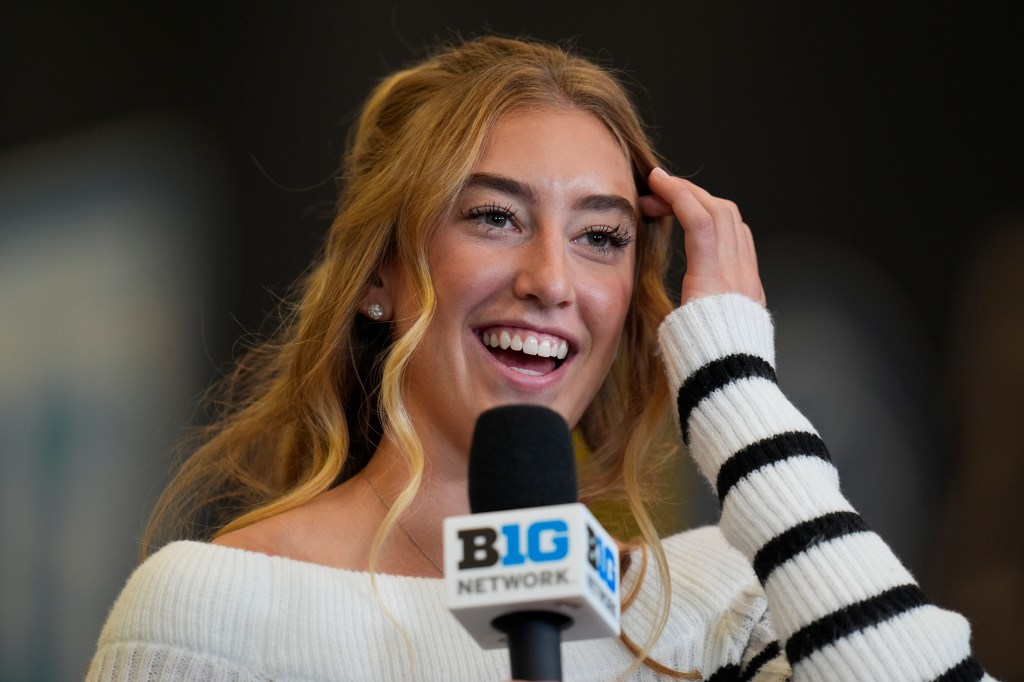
[359,266,395,322]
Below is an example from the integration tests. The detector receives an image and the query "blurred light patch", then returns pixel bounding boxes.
[0,116,230,681]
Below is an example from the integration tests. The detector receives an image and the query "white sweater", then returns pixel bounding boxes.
[87,294,992,681]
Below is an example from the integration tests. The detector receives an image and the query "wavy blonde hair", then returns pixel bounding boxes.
[144,35,689,677]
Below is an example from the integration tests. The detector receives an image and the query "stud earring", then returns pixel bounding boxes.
[366,303,385,321]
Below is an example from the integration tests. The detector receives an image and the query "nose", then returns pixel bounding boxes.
[512,229,575,308]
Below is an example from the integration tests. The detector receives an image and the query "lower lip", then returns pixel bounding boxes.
[475,336,572,391]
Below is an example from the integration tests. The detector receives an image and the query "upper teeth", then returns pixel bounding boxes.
[482,330,569,360]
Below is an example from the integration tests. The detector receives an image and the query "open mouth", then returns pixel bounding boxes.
[478,328,570,376]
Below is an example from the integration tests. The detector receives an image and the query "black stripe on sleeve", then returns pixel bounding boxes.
[785,584,928,665]
[933,657,985,682]
[716,431,831,503]
[676,354,777,445]
[739,641,782,681]
[753,511,870,583]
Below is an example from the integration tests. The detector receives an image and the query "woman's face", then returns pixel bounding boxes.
[388,108,638,458]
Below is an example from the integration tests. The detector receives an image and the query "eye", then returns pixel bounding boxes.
[482,212,509,228]
[577,225,633,253]
[463,203,517,230]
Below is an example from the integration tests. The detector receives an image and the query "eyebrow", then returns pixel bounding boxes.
[464,173,537,202]
[574,194,636,222]
[465,172,637,223]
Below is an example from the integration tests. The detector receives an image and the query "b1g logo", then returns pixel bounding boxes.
[457,520,568,569]
[587,525,617,593]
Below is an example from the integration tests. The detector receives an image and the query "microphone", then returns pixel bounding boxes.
[444,405,621,681]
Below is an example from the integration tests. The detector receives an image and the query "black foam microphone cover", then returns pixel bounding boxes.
[468,404,578,513]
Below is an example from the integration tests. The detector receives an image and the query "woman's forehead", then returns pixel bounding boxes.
[470,109,637,205]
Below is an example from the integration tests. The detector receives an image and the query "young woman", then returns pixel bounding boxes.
[88,37,992,681]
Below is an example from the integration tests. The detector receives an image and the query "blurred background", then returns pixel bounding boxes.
[1,2,1021,680]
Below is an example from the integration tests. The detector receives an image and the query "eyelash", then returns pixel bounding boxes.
[579,225,633,252]
[461,203,633,253]
[463,203,518,230]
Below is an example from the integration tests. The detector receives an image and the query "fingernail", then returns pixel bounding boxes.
[651,167,670,179]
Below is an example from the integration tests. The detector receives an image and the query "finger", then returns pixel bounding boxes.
[728,201,747,267]
[739,221,767,306]
[675,179,743,270]
[647,168,720,279]
[648,167,767,306]
[638,193,673,218]
[680,180,766,304]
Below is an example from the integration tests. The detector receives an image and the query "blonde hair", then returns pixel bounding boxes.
[144,35,688,677]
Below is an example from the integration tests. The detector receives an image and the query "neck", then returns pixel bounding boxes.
[359,434,470,576]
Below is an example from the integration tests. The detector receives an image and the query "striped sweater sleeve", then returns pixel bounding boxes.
[658,294,995,682]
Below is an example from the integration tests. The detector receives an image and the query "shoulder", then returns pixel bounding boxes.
[622,526,771,668]
[96,540,373,659]
[91,541,389,676]
[89,540,458,681]
[211,485,377,571]
[211,513,298,558]
[125,540,274,592]
[616,527,786,678]
[660,526,764,611]
[628,525,764,616]
[88,541,276,679]
[97,542,276,653]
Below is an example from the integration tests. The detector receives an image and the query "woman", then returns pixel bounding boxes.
[88,36,991,681]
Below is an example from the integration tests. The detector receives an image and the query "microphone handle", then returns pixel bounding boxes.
[492,611,571,681]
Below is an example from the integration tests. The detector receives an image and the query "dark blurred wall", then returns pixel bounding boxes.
[1,2,1021,680]
[4,3,1022,348]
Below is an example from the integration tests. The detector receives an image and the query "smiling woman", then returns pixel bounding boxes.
[389,109,638,460]
[87,36,993,681]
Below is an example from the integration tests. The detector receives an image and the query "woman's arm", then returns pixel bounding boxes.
[646,168,994,681]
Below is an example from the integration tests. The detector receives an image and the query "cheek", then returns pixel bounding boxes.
[581,272,634,344]
[430,246,510,315]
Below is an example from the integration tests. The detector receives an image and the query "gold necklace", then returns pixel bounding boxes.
[360,472,444,576]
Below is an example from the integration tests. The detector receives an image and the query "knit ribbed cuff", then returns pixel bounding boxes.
[658,293,776,390]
